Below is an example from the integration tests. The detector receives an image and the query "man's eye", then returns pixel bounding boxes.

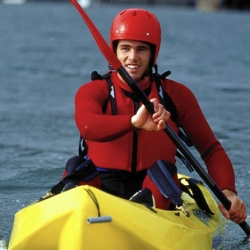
[138,47,147,52]
[121,47,129,51]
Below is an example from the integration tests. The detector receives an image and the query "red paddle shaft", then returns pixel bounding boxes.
[70,0,250,236]
[70,0,121,70]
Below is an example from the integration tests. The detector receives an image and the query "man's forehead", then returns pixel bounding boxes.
[118,40,150,47]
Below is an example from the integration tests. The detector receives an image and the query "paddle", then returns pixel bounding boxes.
[69,0,250,236]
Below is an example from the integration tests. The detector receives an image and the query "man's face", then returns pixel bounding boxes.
[116,40,151,85]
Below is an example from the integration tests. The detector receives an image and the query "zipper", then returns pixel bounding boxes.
[131,102,139,173]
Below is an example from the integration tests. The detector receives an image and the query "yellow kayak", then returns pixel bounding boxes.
[8,175,221,250]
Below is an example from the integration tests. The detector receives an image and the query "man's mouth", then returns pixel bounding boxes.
[126,64,139,70]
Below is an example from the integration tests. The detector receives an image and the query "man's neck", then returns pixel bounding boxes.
[117,73,150,87]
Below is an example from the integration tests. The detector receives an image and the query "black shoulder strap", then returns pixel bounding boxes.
[153,71,194,172]
[78,71,117,156]
[154,72,193,146]
[153,71,178,124]
[102,72,117,115]
[91,71,117,115]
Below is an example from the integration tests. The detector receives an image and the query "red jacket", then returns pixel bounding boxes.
[75,72,236,193]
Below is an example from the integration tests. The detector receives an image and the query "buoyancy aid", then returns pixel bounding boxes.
[80,70,192,173]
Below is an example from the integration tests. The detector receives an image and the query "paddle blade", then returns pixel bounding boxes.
[70,0,122,70]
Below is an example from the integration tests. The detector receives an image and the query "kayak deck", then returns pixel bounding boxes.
[8,175,221,250]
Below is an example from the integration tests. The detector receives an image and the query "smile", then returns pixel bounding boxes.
[127,64,139,69]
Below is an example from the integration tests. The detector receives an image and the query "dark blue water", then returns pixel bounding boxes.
[0,2,250,249]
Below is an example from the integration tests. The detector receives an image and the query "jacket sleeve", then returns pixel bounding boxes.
[75,80,135,142]
[165,80,236,193]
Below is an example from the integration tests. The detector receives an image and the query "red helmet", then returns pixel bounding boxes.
[110,9,161,65]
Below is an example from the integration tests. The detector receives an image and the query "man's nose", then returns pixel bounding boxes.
[128,49,138,60]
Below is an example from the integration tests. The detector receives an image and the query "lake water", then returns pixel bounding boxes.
[0,2,250,249]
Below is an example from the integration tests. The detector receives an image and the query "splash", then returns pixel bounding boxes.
[0,240,8,250]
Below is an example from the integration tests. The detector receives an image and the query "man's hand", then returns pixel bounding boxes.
[218,189,247,224]
[131,98,170,131]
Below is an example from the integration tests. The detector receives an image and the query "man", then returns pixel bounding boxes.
[72,9,246,223]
